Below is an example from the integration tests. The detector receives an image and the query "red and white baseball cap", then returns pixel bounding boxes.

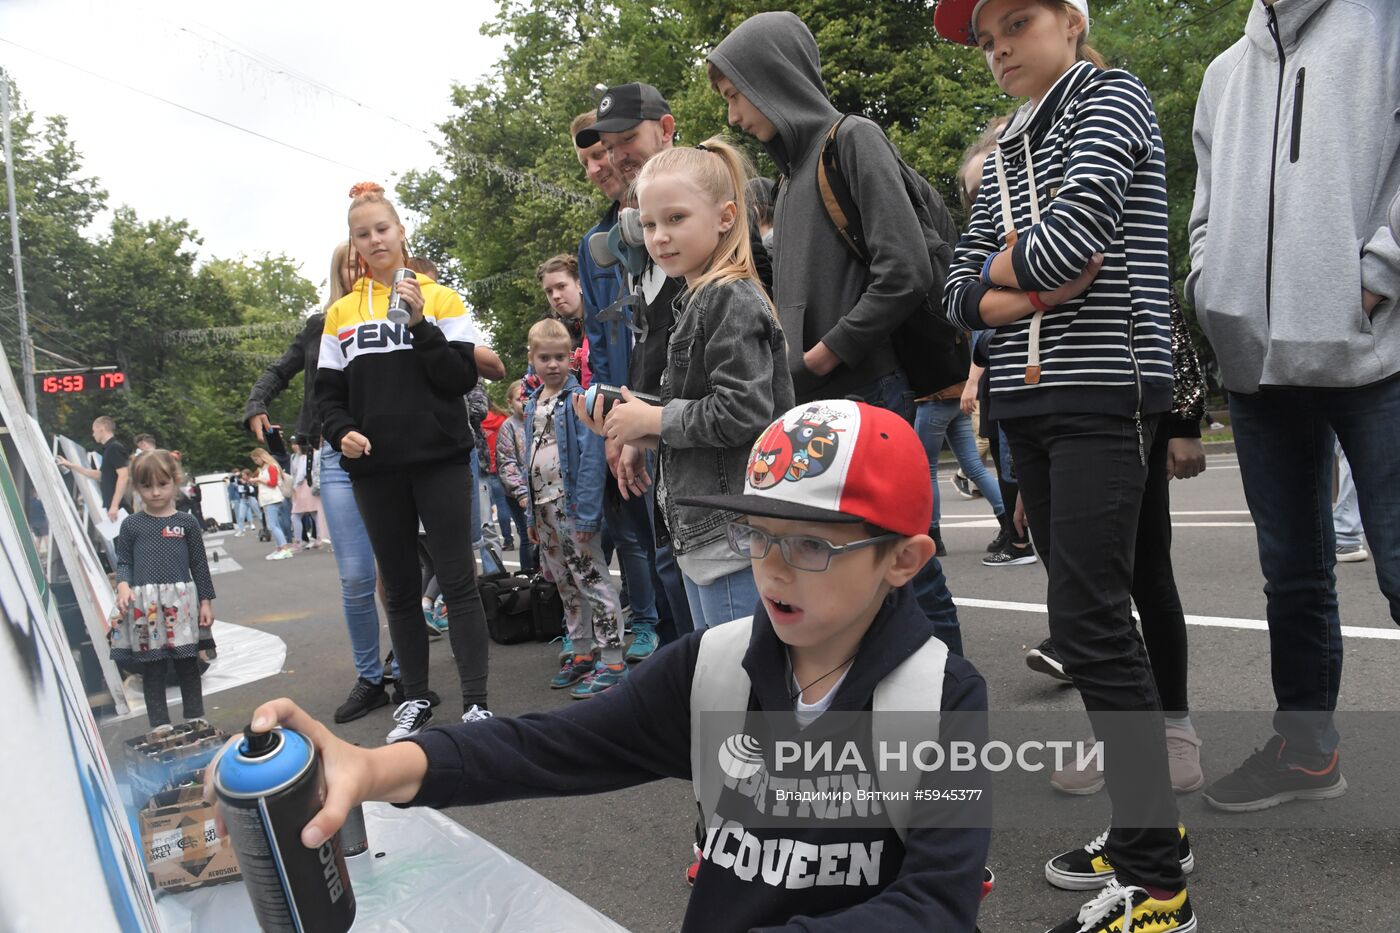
[934,0,1090,46]
[677,400,932,537]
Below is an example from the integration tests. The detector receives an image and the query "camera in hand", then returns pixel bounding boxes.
[264,427,288,457]
[386,267,416,326]
[583,383,661,418]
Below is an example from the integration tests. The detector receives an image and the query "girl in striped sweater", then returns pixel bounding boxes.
[934,2,1193,933]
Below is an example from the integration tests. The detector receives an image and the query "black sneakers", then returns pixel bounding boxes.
[983,542,1038,567]
[1044,826,1194,891]
[1043,880,1196,933]
[1203,735,1347,812]
[1025,637,1073,682]
[334,677,389,724]
[986,525,1010,554]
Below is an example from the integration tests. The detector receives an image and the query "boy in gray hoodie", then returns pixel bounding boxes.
[1186,0,1400,812]
[708,11,964,658]
[707,11,933,416]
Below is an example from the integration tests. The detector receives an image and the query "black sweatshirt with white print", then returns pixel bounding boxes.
[944,60,1173,422]
[405,585,989,932]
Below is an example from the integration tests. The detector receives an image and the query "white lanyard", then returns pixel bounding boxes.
[994,135,1044,384]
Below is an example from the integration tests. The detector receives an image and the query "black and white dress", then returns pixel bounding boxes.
[110,511,216,662]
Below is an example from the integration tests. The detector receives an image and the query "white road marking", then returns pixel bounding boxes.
[955,597,1400,641]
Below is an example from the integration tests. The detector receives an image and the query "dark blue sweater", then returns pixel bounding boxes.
[406,586,989,931]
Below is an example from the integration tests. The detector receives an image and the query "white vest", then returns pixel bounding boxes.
[688,616,950,842]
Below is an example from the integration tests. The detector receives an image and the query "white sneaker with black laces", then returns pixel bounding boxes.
[462,704,494,723]
[386,699,433,743]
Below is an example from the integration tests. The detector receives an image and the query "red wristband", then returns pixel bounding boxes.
[1027,290,1053,312]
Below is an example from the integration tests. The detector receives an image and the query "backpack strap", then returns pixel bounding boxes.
[872,634,950,842]
[690,616,757,831]
[816,114,871,264]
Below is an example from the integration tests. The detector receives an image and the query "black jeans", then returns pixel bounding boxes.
[1134,427,1189,714]
[1004,411,1182,891]
[143,656,203,727]
[352,462,489,710]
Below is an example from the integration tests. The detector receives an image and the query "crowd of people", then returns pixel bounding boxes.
[82,1,1398,931]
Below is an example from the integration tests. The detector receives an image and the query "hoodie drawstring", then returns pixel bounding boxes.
[994,136,1044,385]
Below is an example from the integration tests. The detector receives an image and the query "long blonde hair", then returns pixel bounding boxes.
[327,241,356,309]
[636,136,773,313]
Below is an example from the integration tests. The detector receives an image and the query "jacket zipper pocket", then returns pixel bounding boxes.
[1290,68,1306,163]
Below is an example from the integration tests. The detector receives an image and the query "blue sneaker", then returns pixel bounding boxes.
[422,605,444,639]
[551,635,574,663]
[570,662,628,699]
[625,622,658,663]
[426,599,449,635]
[550,654,594,689]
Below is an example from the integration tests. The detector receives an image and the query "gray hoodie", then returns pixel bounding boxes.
[1186,0,1400,393]
[709,12,932,403]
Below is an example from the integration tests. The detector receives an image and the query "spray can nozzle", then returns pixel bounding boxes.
[242,726,278,758]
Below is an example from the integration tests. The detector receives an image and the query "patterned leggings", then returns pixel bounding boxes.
[535,500,624,665]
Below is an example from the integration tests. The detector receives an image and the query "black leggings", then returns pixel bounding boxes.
[352,462,489,709]
[987,427,1027,545]
[1133,427,1190,715]
[143,656,203,727]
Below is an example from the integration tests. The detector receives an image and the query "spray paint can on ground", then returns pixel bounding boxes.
[213,726,356,933]
[340,803,368,857]
[386,267,416,325]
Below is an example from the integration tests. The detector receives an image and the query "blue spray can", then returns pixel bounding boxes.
[213,726,356,933]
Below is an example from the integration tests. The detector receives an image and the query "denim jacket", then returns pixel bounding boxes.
[659,278,795,554]
[522,376,606,535]
[578,204,631,387]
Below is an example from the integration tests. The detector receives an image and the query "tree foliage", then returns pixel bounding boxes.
[402,0,1250,385]
[1,81,316,474]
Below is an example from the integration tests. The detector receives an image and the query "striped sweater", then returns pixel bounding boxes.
[944,60,1173,421]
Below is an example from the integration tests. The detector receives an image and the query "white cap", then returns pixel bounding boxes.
[971,0,1090,42]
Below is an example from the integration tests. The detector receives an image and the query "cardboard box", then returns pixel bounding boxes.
[139,777,242,892]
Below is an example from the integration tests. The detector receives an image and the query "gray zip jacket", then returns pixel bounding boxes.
[1186,0,1400,393]
[659,278,794,554]
[708,12,932,403]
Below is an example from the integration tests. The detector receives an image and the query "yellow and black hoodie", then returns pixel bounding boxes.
[315,273,479,477]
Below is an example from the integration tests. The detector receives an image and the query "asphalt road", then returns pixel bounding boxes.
[100,452,1400,931]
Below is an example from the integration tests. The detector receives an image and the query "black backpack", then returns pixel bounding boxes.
[815,115,971,397]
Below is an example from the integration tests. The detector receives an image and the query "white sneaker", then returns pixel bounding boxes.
[462,704,494,723]
[386,700,433,743]
[233,530,245,537]
[1336,544,1369,563]
[264,550,280,561]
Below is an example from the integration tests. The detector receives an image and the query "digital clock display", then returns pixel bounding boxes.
[39,371,127,394]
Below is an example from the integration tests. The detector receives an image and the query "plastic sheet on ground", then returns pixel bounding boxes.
[154,802,630,932]
[109,620,287,722]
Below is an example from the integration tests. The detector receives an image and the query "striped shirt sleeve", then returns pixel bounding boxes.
[944,158,1005,332]
[1010,73,1159,293]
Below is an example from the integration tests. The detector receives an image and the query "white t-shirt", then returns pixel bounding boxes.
[792,664,853,729]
